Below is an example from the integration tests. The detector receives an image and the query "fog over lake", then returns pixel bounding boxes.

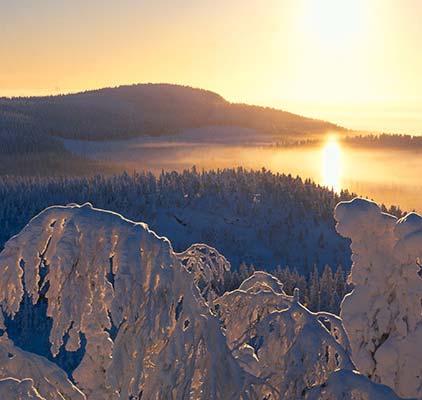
[63,128,422,212]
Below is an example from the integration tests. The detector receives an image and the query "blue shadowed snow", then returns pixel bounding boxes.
[4,293,86,379]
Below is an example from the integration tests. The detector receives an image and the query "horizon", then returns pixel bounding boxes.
[0,2,421,397]
[1,81,421,137]
[2,0,422,135]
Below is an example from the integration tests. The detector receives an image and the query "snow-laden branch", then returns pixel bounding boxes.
[238,271,285,294]
[0,378,45,400]
[0,202,412,399]
[305,369,404,400]
[214,272,355,399]
[0,334,85,399]
[0,203,257,399]
[176,243,230,303]
[335,198,422,399]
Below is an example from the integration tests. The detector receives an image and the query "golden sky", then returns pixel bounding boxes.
[1,0,422,134]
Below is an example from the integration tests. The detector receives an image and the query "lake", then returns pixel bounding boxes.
[63,130,422,212]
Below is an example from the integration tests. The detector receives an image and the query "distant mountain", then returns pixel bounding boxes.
[0,83,343,142]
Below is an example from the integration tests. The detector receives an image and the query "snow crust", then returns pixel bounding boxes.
[335,198,422,399]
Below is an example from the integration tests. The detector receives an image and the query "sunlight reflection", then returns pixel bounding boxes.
[322,136,341,192]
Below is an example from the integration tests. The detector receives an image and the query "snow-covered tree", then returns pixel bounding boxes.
[214,272,355,399]
[305,369,404,400]
[0,204,258,399]
[0,333,85,399]
[0,168,357,274]
[319,265,334,311]
[176,243,231,303]
[0,378,46,400]
[309,264,321,311]
[0,202,409,399]
[335,198,422,399]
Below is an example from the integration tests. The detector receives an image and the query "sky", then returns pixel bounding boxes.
[1,0,422,134]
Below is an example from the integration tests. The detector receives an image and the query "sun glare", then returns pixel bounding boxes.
[322,136,341,192]
[303,0,365,49]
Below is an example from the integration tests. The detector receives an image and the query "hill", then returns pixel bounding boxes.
[0,83,342,141]
[0,168,354,276]
[0,84,344,175]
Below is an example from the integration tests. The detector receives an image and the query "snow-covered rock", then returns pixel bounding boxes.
[0,203,258,399]
[335,198,422,399]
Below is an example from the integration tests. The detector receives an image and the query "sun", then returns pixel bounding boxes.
[303,0,365,50]
[322,136,342,192]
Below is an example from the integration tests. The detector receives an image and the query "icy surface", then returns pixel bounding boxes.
[335,198,422,399]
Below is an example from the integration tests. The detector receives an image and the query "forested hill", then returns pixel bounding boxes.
[0,83,342,141]
[0,168,405,316]
[1,167,399,276]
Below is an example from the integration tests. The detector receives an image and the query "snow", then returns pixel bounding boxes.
[305,369,404,400]
[238,271,285,294]
[0,203,256,399]
[0,334,85,399]
[61,126,270,159]
[176,243,230,303]
[335,197,422,399]
[0,201,413,399]
[0,378,45,400]
[214,272,355,399]
[0,169,353,276]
